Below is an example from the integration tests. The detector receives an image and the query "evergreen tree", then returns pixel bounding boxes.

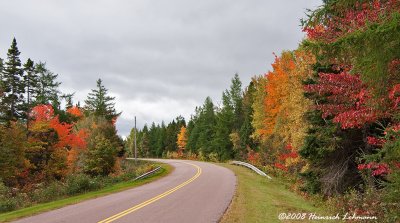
[238,80,256,158]
[33,62,61,108]
[230,73,244,130]
[186,109,200,153]
[0,38,25,123]
[84,78,120,121]
[61,93,74,109]
[156,122,167,156]
[195,97,216,155]
[23,58,38,127]
[139,125,150,157]
[214,91,235,160]
[148,122,159,157]
[213,74,244,160]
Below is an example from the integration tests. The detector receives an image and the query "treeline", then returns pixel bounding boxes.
[128,0,400,220]
[0,38,124,190]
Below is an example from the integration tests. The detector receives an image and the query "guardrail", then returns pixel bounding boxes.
[134,166,161,181]
[230,161,272,179]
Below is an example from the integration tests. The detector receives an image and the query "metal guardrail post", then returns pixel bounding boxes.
[134,166,162,181]
[230,161,272,179]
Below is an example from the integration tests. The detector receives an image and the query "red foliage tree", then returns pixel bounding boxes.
[304,71,384,129]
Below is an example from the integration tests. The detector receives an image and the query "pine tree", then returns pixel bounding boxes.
[0,38,25,123]
[238,80,256,157]
[23,58,38,127]
[214,91,235,160]
[34,62,61,108]
[157,122,167,156]
[230,73,244,130]
[0,57,5,120]
[196,97,216,154]
[84,79,120,121]
[61,93,74,109]
[139,125,150,157]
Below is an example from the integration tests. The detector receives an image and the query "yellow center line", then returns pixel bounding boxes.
[98,162,202,223]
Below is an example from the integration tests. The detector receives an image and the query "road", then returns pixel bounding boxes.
[14,159,236,223]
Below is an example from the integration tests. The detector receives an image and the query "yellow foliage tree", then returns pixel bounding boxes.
[263,50,316,170]
[251,75,268,143]
[177,126,187,156]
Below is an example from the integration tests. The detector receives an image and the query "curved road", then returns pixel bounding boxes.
[14,159,236,223]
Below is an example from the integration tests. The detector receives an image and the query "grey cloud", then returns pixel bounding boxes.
[0,0,322,137]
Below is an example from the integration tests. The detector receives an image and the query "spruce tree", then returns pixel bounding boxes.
[239,80,256,156]
[84,78,120,121]
[23,58,38,117]
[213,91,235,160]
[1,38,25,123]
[34,62,61,108]
[196,97,216,154]
[230,73,244,130]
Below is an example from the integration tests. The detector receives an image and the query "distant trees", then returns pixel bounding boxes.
[0,38,124,189]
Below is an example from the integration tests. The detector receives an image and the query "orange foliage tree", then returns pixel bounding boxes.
[262,50,315,172]
[28,104,87,179]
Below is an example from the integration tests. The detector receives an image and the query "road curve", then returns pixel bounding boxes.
[13,159,236,223]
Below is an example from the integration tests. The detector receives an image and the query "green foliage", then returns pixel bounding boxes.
[0,123,27,186]
[84,79,120,121]
[65,174,102,195]
[84,135,117,176]
[187,97,216,154]
[33,62,61,108]
[0,38,25,122]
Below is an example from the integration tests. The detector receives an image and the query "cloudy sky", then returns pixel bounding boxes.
[0,0,321,137]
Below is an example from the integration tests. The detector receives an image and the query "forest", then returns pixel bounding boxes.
[126,0,400,221]
[0,38,151,212]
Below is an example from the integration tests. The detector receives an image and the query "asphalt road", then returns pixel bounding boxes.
[13,159,236,223]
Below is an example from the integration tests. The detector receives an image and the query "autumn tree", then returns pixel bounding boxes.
[84,135,117,176]
[251,75,268,143]
[177,126,187,156]
[27,105,87,180]
[0,123,27,186]
[84,79,120,122]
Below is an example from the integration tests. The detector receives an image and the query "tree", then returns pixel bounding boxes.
[214,91,235,160]
[33,62,61,108]
[84,135,117,176]
[238,79,256,159]
[230,73,244,130]
[84,79,120,122]
[27,104,87,180]
[0,123,27,186]
[0,38,25,123]
[177,126,187,156]
[251,76,268,143]
[23,58,38,127]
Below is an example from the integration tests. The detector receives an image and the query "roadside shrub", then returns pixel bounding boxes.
[0,199,17,213]
[31,181,66,203]
[208,152,219,162]
[65,174,102,195]
[197,150,207,161]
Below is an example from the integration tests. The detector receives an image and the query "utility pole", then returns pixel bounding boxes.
[134,116,137,164]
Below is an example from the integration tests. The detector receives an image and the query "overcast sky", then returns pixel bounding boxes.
[0,0,321,137]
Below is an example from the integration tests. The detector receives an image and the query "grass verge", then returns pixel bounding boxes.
[0,163,173,222]
[219,164,325,223]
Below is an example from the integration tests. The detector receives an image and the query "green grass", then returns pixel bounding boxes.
[219,164,326,223]
[0,163,173,223]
